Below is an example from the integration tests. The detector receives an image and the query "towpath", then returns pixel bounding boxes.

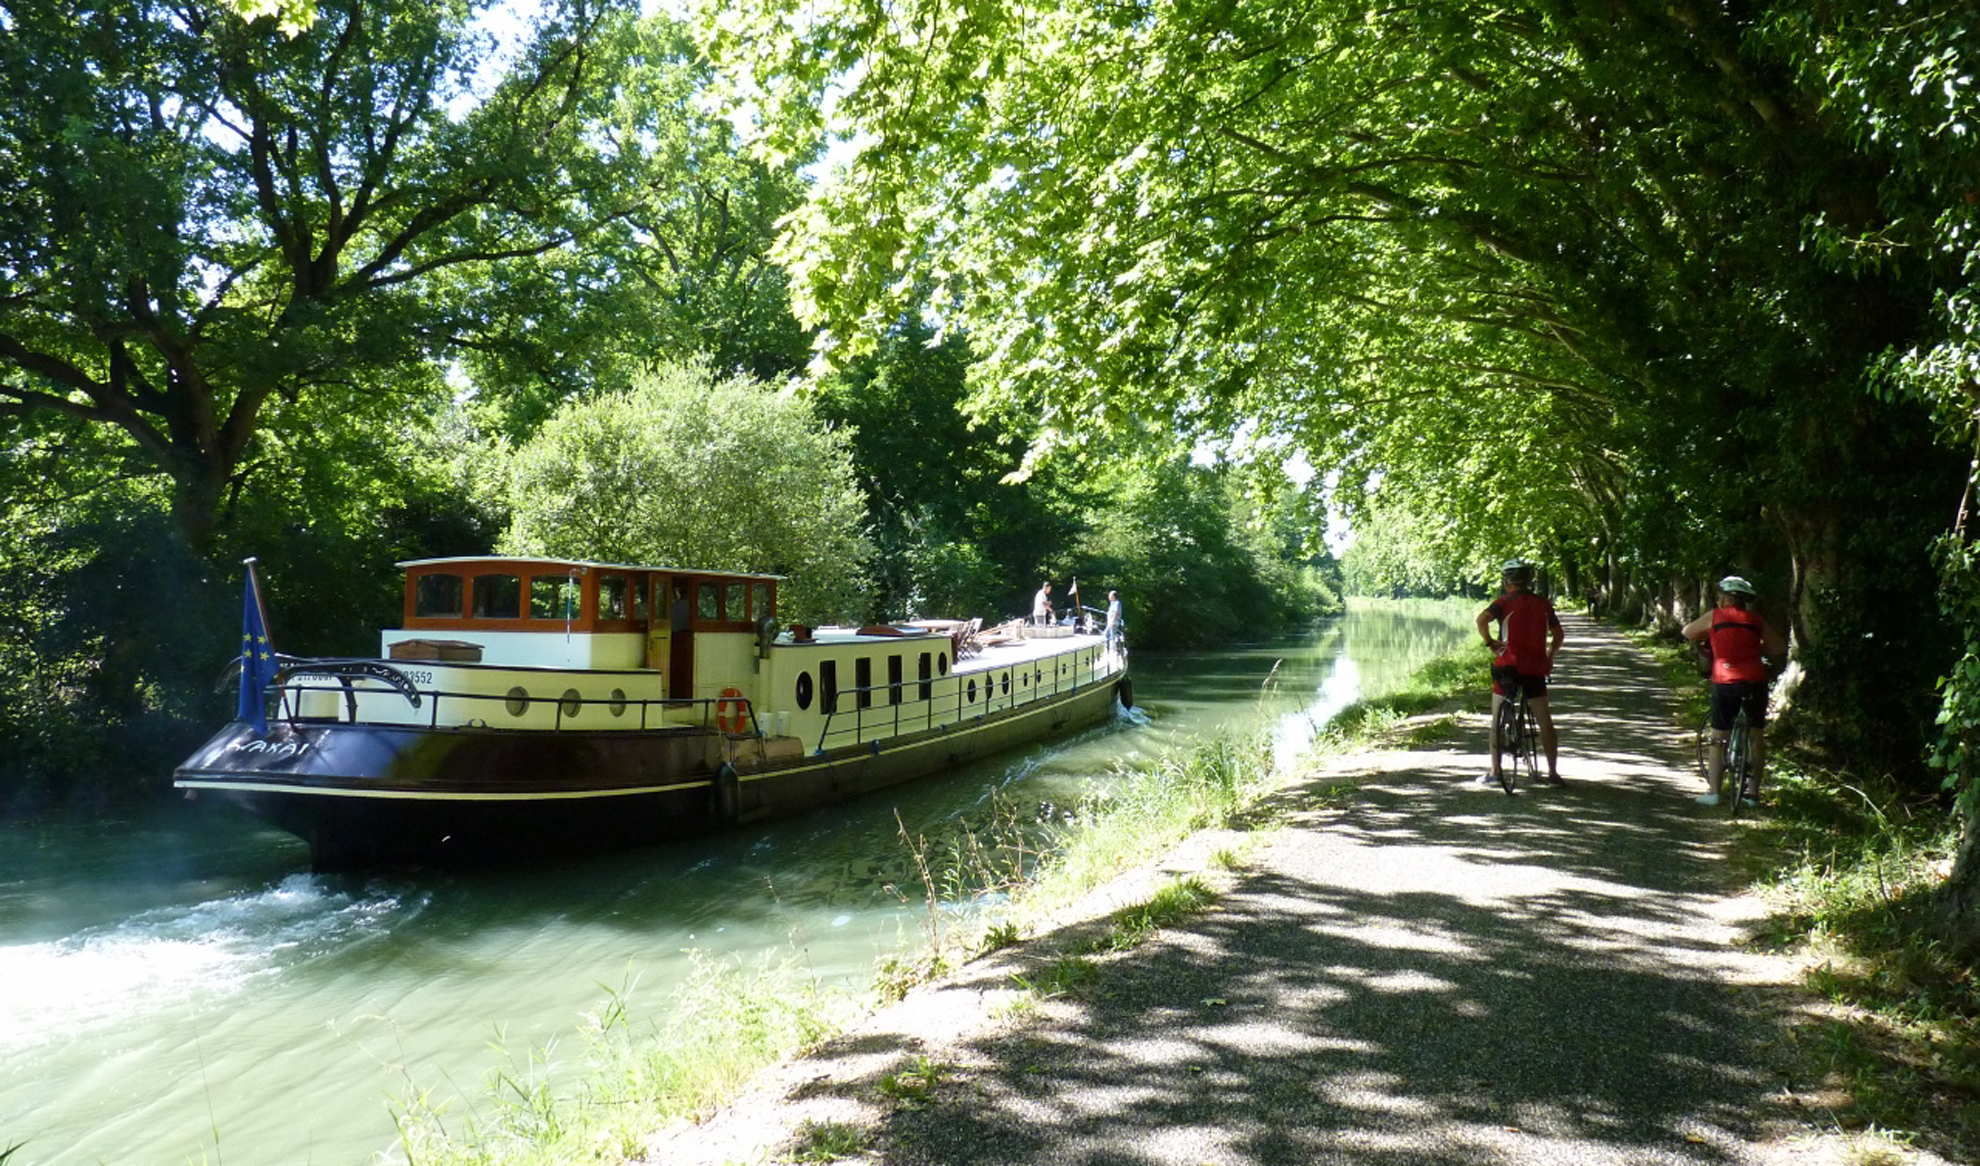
[641,612,1937,1166]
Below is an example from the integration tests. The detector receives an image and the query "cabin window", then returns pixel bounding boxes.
[474,575,522,620]
[938,652,949,676]
[698,582,721,621]
[1001,672,1011,697]
[820,661,838,715]
[726,582,747,621]
[887,655,903,705]
[608,688,628,717]
[752,582,772,621]
[967,678,979,704]
[530,576,580,621]
[559,689,583,718]
[651,580,668,619]
[505,686,530,716]
[598,575,630,620]
[795,671,814,711]
[415,574,463,618]
[855,658,872,709]
[630,579,647,622]
[917,653,932,701]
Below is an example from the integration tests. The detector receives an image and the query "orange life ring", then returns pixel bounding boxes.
[715,687,750,734]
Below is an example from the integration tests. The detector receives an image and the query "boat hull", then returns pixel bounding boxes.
[177,674,1125,869]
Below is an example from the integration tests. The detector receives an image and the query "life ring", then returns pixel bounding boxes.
[1116,675,1134,710]
[715,687,750,734]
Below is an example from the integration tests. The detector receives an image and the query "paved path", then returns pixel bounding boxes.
[643,613,1892,1166]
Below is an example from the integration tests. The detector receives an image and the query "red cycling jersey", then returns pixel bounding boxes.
[1486,591,1560,676]
[1708,606,1768,684]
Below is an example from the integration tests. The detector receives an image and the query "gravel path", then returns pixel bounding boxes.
[640,612,1942,1166]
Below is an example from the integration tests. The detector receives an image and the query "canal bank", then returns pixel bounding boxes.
[0,601,1478,1165]
[637,612,1958,1166]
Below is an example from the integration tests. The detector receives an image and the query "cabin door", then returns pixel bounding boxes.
[668,579,695,700]
[644,576,670,674]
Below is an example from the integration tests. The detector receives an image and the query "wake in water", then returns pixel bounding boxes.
[0,874,417,1053]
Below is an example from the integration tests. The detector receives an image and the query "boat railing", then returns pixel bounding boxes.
[812,641,1117,754]
[272,673,759,736]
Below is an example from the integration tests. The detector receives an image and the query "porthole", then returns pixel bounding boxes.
[560,689,583,718]
[505,686,530,717]
[795,671,814,710]
[938,652,949,675]
[967,678,979,704]
[608,688,628,717]
[1001,673,1011,696]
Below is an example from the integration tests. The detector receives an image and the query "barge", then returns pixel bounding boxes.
[174,557,1130,869]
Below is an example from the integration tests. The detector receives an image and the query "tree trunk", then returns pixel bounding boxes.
[1935,808,1980,959]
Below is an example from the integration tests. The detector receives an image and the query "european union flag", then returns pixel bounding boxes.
[237,560,277,734]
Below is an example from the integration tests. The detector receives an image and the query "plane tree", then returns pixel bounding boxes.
[0,0,640,552]
[702,0,1979,943]
[450,16,817,441]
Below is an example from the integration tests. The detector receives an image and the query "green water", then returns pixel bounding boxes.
[0,598,1475,1165]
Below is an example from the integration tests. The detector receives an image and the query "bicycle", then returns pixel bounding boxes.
[1694,707,1756,816]
[1491,681,1541,794]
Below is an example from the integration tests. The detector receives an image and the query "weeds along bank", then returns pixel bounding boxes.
[400,629,1979,1164]
[1629,632,1980,1162]
[392,641,1484,1166]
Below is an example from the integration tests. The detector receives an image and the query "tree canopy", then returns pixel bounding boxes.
[701,0,1980,945]
[0,0,640,547]
[499,359,872,624]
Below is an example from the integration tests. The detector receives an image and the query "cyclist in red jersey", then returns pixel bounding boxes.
[1681,575,1788,806]
[1475,559,1565,786]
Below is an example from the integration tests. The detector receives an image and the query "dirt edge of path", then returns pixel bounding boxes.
[634,676,1950,1166]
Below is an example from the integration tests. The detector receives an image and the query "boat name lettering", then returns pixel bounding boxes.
[231,739,310,758]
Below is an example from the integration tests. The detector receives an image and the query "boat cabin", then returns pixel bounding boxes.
[385,557,779,700]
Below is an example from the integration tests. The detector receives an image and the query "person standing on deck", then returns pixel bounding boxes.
[1105,590,1123,645]
[1032,580,1055,625]
[1476,559,1565,786]
[1681,576,1788,806]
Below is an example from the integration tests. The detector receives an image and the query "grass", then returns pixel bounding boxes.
[1735,755,1979,1158]
[784,1118,868,1162]
[387,637,1459,1165]
[1318,646,1485,750]
[393,956,850,1166]
[1629,626,1980,1160]
[390,730,1275,1165]
[875,1056,949,1110]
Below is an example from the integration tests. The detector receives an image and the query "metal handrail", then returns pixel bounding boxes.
[812,643,1115,754]
[272,675,759,736]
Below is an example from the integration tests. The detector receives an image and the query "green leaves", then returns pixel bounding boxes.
[499,358,872,624]
[0,0,640,548]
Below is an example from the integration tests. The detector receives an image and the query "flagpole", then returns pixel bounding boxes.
[244,557,273,638]
[239,557,278,734]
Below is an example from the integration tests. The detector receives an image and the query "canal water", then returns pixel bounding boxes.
[0,599,1473,1165]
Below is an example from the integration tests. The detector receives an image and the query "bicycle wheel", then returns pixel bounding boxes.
[1726,714,1753,819]
[1518,705,1543,784]
[1491,700,1519,794]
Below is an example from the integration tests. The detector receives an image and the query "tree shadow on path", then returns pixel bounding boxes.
[776,614,1818,1166]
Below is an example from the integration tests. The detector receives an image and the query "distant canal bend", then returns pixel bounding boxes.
[0,599,1473,1165]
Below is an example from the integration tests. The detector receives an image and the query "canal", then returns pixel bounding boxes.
[0,599,1474,1165]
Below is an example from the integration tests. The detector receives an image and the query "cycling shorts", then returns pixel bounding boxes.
[1710,681,1769,732]
[1491,665,1548,700]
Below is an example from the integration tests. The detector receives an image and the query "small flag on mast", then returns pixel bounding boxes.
[237,559,277,734]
